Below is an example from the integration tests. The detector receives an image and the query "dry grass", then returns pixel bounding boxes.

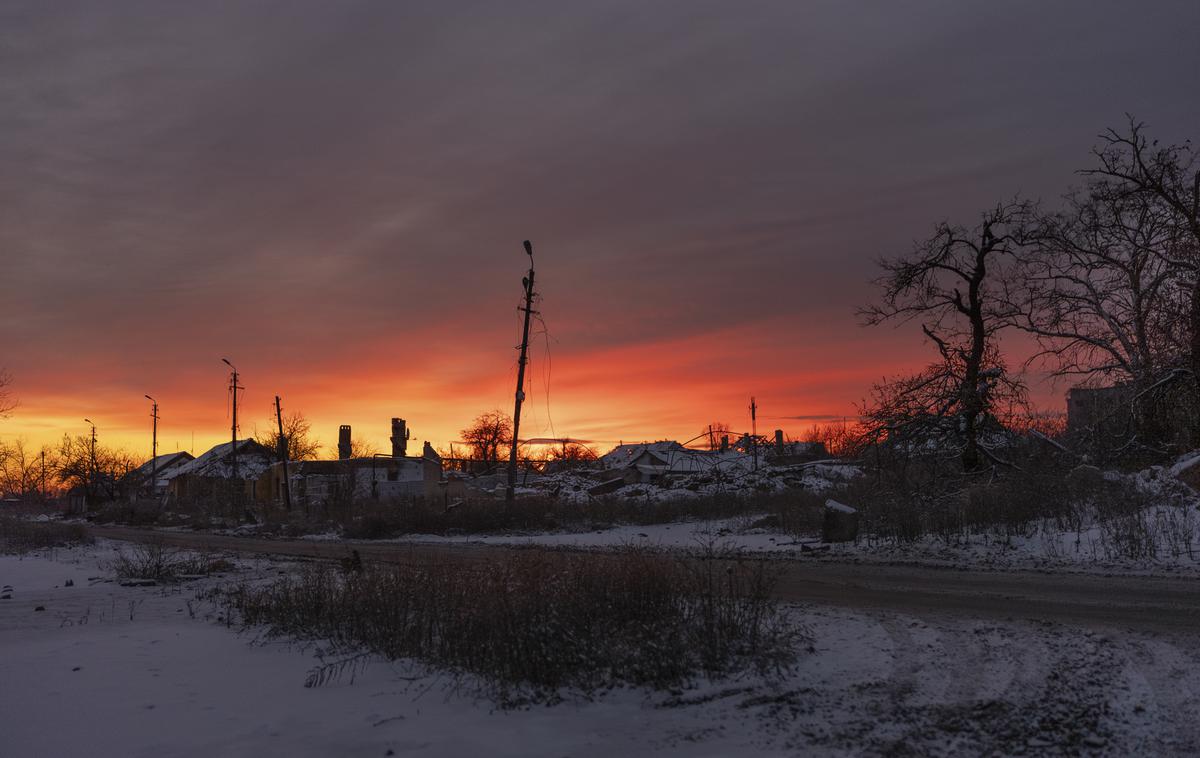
[840,455,1199,560]
[218,545,801,703]
[0,516,92,554]
[78,488,829,541]
[109,542,235,582]
[338,491,824,540]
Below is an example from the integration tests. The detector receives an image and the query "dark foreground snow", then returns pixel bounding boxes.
[1,545,1198,757]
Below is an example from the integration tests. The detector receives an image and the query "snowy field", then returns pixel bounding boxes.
[287,456,1200,577]
[3,543,1199,756]
[354,506,1200,578]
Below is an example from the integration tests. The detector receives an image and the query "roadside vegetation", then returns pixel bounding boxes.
[217,545,800,703]
[0,515,92,554]
[109,542,235,583]
[837,442,1199,561]
[336,491,826,540]
[78,489,828,540]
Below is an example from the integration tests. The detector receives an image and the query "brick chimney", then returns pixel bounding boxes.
[391,418,409,458]
[338,425,352,460]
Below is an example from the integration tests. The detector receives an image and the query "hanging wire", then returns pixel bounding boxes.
[534,310,556,441]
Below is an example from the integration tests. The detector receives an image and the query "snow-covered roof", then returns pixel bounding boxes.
[600,442,757,476]
[599,441,686,470]
[132,452,193,479]
[632,448,755,475]
[169,439,273,480]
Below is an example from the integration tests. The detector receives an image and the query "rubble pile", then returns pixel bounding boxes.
[515,444,860,503]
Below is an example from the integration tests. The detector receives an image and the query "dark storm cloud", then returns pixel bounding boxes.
[2,0,1199,444]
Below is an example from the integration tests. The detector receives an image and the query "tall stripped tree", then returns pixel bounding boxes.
[861,202,1029,471]
[1081,118,1200,393]
[0,369,16,419]
[1018,182,1187,387]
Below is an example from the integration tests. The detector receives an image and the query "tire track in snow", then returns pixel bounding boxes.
[1122,636,1200,754]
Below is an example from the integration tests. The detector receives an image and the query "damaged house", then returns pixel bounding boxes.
[591,441,756,493]
[127,451,194,497]
[258,419,443,509]
[165,439,274,501]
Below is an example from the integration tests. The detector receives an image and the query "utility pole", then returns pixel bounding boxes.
[222,359,242,514]
[40,449,45,500]
[222,359,241,482]
[506,239,536,502]
[145,395,158,498]
[83,419,97,503]
[750,397,758,471]
[275,395,292,511]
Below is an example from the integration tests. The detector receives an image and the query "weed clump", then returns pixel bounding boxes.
[0,516,92,554]
[110,542,234,583]
[222,546,800,702]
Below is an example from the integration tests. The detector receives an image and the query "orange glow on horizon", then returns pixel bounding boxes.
[0,316,1066,462]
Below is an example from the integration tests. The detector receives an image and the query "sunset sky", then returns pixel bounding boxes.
[3,1,1200,459]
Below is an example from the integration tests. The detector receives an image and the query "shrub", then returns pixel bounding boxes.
[220,546,800,702]
[0,516,92,554]
[335,491,823,540]
[110,542,234,582]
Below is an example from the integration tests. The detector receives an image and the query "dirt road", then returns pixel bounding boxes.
[91,526,1200,633]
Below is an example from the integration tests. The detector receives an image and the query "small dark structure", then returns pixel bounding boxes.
[822,499,859,543]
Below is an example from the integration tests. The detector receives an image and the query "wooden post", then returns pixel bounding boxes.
[750,396,758,471]
[230,368,239,482]
[506,240,536,502]
[146,397,159,500]
[223,359,242,515]
[275,395,292,512]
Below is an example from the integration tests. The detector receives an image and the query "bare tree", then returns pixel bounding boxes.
[460,410,513,466]
[705,422,731,450]
[803,420,866,458]
[348,436,379,458]
[256,411,321,462]
[0,440,56,498]
[1018,183,1188,387]
[54,434,138,501]
[861,202,1030,470]
[546,441,598,463]
[0,369,16,419]
[1082,117,1200,391]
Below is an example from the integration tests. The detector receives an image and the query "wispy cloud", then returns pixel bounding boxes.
[2,0,1198,453]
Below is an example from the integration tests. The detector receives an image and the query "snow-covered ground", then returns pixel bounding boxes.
[362,502,1200,577]
[3,544,1199,756]
[342,456,1200,576]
